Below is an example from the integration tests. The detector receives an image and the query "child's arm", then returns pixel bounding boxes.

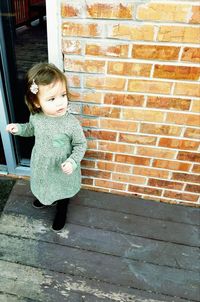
[61,118,87,174]
[6,115,34,137]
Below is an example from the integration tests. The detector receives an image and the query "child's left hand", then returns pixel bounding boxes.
[61,161,73,174]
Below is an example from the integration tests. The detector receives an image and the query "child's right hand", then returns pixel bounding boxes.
[6,123,18,134]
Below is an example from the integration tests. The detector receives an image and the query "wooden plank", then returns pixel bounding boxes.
[0,293,36,302]
[73,189,200,226]
[0,234,199,301]
[4,194,200,247]
[0,260,188,302]
[8,180,200,226]
[0,212,199,272]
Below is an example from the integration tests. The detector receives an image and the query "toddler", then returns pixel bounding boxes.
[6,62,87,231]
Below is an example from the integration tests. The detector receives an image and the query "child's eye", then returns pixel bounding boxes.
[48,98,55,102]
[62,93,67,98]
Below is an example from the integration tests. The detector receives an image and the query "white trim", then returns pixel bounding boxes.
[0,74,17,174]
[46,0,63,70]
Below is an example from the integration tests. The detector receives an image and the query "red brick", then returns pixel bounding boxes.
[192,164,200,173]
[154,65,200,80]
[82,169,111,179]
[172,172,200,184]
[184,128,200,140]
[97,161,132,174]
[82,178,93,186]
[95,179,126,191]
[85,150,113,161]
[147,97,191,111]
[153,159,191,172]
[148,178,183,190]
[85,43,129,58]
[85,129,117,141]
[185,184,200,194]
[128,185,162,196]
[181,47,200,63]
[81,118,99,128]
[85,76,126,91]
[159,138,199,151]
[140,123,181,137]
[107,62,151,77]
[119,133,157,145]
[83,105,120,118]
[134,166,169,179]
[115,154,150,166]
[81,160,96,168]
[104,93,144,107]
[177,151,200,163]
[86,3,133,19]
[132,45,180,61]
[164,191,198,202]
[166,113,200,127]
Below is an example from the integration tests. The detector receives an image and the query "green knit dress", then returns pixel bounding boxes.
[15,112,87,205]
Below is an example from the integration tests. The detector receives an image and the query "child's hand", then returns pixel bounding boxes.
[61,161,73,175]
[6,123,18,134]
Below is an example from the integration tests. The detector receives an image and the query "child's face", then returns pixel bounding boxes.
[36,80,68,117]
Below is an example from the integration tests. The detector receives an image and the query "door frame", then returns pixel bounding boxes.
[0,0,61,176]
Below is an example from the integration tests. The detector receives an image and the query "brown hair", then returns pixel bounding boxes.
[25,62,68,113]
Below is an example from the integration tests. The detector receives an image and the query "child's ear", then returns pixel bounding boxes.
[34,103,40,108]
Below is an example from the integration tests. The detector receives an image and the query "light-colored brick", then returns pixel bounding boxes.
[65,58,106,73]
[158,26,200,43]
[166,112,200,127]
[136,146,176,159]
[159,137,199,151]
[153,159,191,172]
[100,119,137,132]
[109,24,154,41]
[190,6,200,24]
[85,76,126,91]
[62,22,102,37]
[119,133,157,146]
[174,83,200,97]
[184,128,200,140]
[98,141,135,154]
[62,40,82,54]
[107,62,151,76]
[140,123,181,137]
[83,105,120,118]
[122,108,165,122]
[137,3,191,22]
[128,80,172,94]
[112,173,146,185]
[134,166,169,179]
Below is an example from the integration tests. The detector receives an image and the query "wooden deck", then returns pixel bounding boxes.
[0,179,199,302]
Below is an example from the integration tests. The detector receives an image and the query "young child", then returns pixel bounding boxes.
[6,62,87,231]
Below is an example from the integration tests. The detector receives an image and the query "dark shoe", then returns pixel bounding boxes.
[52,198,70,231]
[32,199,46,209]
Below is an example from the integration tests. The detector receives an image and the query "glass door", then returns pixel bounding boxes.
[0,0,48,173]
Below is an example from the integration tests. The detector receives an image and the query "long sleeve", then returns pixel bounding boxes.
[65,118,87,170]
[15,115,35,137]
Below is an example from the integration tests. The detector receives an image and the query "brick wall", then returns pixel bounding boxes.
[61,0,200,206]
